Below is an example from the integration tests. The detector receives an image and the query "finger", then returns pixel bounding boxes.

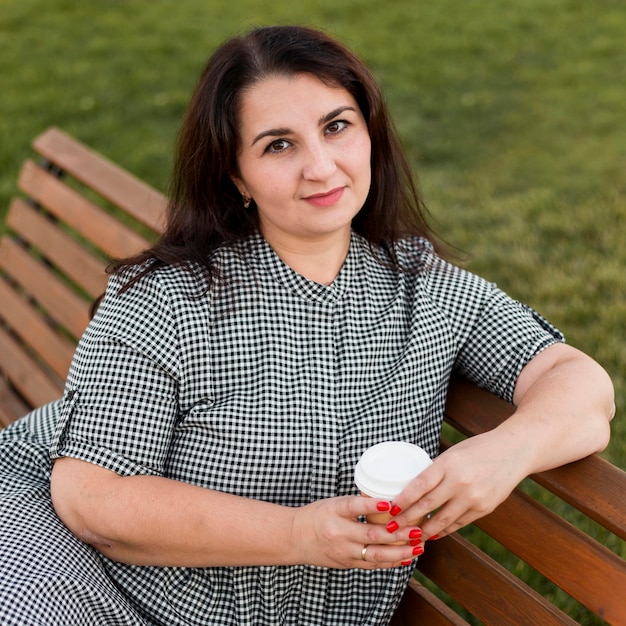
[360,517,425,551]
[420,498,488,540]
[390,460,481,534]
[340,495,394,520]
[390,464,446,523]
[356,541,424,569]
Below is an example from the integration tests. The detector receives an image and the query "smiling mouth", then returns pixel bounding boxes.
[303,187,345,207]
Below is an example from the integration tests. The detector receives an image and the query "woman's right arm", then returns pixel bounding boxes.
[51,456,420,569]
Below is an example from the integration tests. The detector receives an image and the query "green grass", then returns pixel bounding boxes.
[2,1,624,622]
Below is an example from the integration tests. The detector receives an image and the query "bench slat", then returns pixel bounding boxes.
[390,579,469,626]
[417,535,578,625]
[0,324,63,411]
[475,488,626,624]
[0,278,75,380]
[18,160,150,260]
[533,456,626,542]
[7,198,108,299]
[0,238,91,341]
[0,378,30,428]
[32,127,166,234]
[445,375,626,540]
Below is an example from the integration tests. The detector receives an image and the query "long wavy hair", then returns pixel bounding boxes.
[109,25,442,291]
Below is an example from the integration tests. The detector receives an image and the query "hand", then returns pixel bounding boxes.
[390,431,530,540]
[289,496,425,569]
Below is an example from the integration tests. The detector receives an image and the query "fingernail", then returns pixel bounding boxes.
[429,534,440,541]
[409,539,422,547]
[409,529,422,539]
[376,501,391,512]
[390,505,402,516]
[401,560,413,566]
[386,520,399,533]
[412,545,424,556]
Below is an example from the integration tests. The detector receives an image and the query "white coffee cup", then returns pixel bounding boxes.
[355,441,433,524]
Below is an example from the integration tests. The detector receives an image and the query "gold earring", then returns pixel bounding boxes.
[242,194,251,209]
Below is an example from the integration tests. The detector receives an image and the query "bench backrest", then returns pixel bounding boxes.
[393,377,626,625]
[0,127,164,424]
[1,128,624,625]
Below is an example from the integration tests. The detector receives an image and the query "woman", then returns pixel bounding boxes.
[0,25,614,626]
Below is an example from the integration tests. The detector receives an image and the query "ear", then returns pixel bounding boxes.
[230,175,249,198]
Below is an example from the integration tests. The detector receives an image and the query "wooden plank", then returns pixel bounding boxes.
[445,375,626,540]
[0,325,63,410]
[475,488,626,624]
[444,375,515,435]
[0,278,75,380]
[390,578,469,626]
[18,160,150,260]
[7,198,108,299]
[0,238,91,341]
[417,535,578,626]
[0,378,29,427]
[533,456,626,542]
[32,127,166,234]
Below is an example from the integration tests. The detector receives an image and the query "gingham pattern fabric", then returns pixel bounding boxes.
[0,232,563,626]
[0,403,147,626]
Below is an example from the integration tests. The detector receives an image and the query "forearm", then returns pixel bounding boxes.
[391,344,615,540]
[51,457,299,567]
[51,457,424,570]
[506,343,615,475]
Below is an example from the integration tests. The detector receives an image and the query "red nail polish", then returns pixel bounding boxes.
[401,560,413,566]
[429,534,440,541]
[390,505,402,516]
[376,501,391,512]
[386,520,399,533]
[409,528,422,539]
[409,539,422,547]
[412,545,424,556]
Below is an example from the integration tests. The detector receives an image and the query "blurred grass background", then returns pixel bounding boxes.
[1,1,624,622]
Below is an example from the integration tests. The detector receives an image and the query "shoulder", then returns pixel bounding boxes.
[100,240,259,321]
[111,260,205,299]
[385,237,502,326]
[390,236,491,293]
[352,234,435,277]
[394,235,437,267]
[88,262,201,347]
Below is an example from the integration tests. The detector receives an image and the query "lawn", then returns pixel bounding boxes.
[1,0,624,622]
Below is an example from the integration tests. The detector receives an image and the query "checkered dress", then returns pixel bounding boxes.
[0,232,563,625]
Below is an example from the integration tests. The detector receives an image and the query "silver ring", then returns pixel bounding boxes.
[361,545,368,561]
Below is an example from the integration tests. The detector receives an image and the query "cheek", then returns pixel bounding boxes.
[246,164,295,199]
[248,174,294,214]
[352,139,372,187]
[352,132,372,165]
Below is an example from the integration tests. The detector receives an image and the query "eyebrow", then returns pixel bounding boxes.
[250,105,358,147]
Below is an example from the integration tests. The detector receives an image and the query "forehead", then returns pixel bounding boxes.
[237,73,360,136]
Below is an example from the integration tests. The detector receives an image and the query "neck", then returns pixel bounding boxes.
[262,228,351,285]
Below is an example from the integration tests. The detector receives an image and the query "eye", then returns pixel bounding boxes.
[264,138,292,154]
[325,119,350,135]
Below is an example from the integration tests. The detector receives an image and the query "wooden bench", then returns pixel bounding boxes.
[1,127,624,625]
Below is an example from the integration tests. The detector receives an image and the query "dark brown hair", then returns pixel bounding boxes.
[110,25,442,290]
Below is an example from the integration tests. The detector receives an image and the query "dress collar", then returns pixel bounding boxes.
[248,230,360,303]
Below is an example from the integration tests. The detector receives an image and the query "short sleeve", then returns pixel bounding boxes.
[454,287,565,402]
[423,252,565,403]
[50,270,181,477]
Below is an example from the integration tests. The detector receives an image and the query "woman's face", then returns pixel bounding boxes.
[233,73,372,251]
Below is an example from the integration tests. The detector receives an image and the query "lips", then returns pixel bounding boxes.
[303,187,345,207]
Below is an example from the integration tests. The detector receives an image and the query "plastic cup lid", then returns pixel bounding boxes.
[354,441,433,499]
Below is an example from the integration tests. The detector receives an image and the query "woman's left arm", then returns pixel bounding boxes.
[508,343,615,469]
[391,343,615,539]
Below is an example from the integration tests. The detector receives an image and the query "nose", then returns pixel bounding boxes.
[302,142,336,181]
